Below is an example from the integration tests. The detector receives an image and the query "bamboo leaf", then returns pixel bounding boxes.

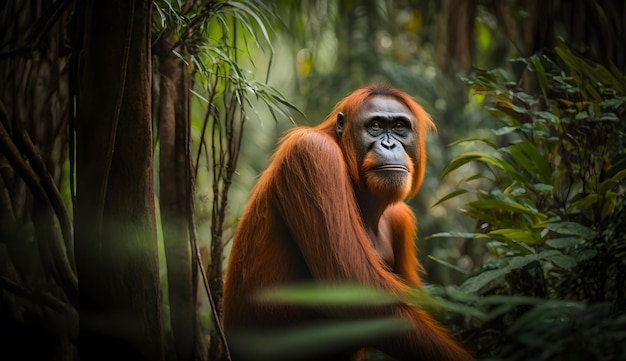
[427,255,469,275]
[432,189,470,207]
[530,54,549,103]
[468,199,546,219]
[426,231,481,240]
[507,141,552,184]
[440,151,523,181]
[599,168,626,193]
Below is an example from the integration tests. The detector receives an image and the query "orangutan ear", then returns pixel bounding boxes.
[336,112,345,136]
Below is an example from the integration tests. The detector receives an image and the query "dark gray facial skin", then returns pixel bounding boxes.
[352,95,417,171]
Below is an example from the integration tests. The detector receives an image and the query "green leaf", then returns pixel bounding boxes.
[488,228,541,245]
[426,231,481,240]
[537,249,562,259]
[567,193,600,211]
[574,249,598,262]
[547,254,578,269]
[448,137,497,148]
[427,255,469,275]
[533,183,554,193]
[601,193,618,219]
[508,300,586,333]
[460,255,538,293]
[461,207,518,230]
[492,126,518,136]
[432,189,469,207]
[535,111,559,123]
[599,168,626,193]
[482,232,536,254]
[546,237,585,249]
[507,141,552,184]
[460,268,506,294]
[546,221,597,240]
[257,283,401,306]
[530,54,549,103]
[468,199,546,220]
[440,152,523,181]
[229,317,411,361]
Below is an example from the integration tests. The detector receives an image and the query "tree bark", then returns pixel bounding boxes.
[157,31,207,361]
[74,1,164,360]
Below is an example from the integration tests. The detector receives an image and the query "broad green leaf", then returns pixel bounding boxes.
[537,249,562,259]
[574,249,598,262]
[459,268,507,294]
[481,232,535,254]
[535,110,559,123]
[546,237,585,249]
[492,126,518,136]
[546,221,597,240]
[460,255,538,293]
[547,254,578,269]
[533,183,554,193]
[603,97,626,111]
[599,112,619,122]
[508,300,586,333]
[488,228,541,245]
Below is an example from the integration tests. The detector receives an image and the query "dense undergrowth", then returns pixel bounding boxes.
[429,42,626,361]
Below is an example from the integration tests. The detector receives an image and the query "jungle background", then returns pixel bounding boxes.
[0,0,625,360]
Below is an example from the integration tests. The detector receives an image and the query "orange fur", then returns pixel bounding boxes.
[362,150,414,203]
[223,85,473,361]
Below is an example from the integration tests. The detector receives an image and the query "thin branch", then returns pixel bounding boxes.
[193,227,232,361]
[13,124,74,271]
[0,0,74,59]
[0,100,78,295]
[0,276,72,314]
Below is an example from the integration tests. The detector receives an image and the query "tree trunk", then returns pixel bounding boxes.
[157,31,207,361]
[74,1,163,360]
[438,0,476,75]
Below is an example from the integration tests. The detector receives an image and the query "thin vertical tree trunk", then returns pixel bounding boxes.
[438,0,476,75]
[157,31,207,361]
[74,1,164,360]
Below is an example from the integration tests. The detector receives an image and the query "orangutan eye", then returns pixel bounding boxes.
[392,121,406,131]
[370,121,382,131]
